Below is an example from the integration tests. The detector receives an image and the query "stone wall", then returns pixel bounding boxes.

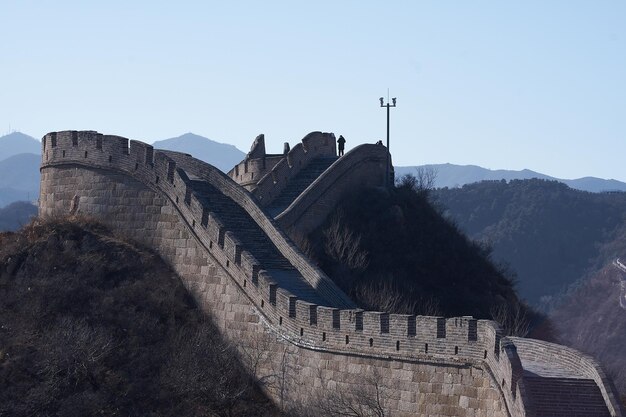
[510,337,624,416]
[275,143,390,238]
[38,130,621,417]
[228,131,337,204]
[227,133,285,190]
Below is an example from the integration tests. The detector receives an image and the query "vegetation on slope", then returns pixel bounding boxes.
[549,224,626,401]
[551,263,626,398]
[301,176,535,328]
[433,179,626,308]
[0,218,278,417]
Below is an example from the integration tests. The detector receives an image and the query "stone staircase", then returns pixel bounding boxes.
[524,376,610,417]
[187,177,330,306]
[265,156,337,217]
[521,363,611,417]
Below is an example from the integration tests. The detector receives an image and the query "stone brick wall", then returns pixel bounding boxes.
[228,131,337,205]
[510,337,624,416]
[229,151,284,191]
[38,130,621,417]
[275,143,389,238]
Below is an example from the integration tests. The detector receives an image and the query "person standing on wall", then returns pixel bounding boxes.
[337,135,346,156]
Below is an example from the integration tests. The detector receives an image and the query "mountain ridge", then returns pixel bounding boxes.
[0,132,41,161]
[433,178,626,307]
[396,163,626,193]
[152,132,245,172]
[0,153,41,207]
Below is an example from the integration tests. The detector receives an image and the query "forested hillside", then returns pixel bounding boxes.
[432,178,626,405]
[551,263,626,397]
[433,179,626,309]
[300,178,537,331]
[552,218,626,399]
[0,218,279,417]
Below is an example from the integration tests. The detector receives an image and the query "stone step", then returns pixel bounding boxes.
[524,376,611,417]
[187,178,329,305]
[266,156,337,216]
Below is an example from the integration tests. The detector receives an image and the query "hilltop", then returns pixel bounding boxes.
[0,218,279,417]
[0,132,40,161]
[301,178,535,329]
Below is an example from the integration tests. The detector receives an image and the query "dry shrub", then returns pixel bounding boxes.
[490,303,531,337]
[323,209,369,271]
[354,280,442,316]
[0,217,279,417]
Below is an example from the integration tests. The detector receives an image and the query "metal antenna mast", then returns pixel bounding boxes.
[379,95,396,187]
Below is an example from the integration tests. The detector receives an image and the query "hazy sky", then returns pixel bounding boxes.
[2,1,625,180]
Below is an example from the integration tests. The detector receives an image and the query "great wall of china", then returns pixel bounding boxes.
[39,130,624,417]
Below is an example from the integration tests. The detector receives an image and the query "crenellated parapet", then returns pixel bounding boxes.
[39,130,622,417]
[40,132,491,360]
[227,134,285,190]
[275,143,390,237]
[228,131,336,204]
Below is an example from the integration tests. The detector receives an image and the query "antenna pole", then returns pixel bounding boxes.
[379,95,397,188]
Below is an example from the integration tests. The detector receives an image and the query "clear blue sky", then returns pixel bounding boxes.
[2,1,625,180]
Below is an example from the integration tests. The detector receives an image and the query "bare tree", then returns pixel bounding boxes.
[238,330,273,383]
[355,280,442,316]
[241,333,300,412]
[161,324,251,417]
[302,369,388,417]
[396,166,438,194]
[40,317,116,392]
[288,229,317,260]
[415,166,438,191]
[490,303,530,337]
[323,210,369,271]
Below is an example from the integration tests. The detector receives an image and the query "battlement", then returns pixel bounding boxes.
[39,130,622,417]
[41,132,493,356]
[275,142,390,236]
[40,129,514,366]
[228,131,336,203]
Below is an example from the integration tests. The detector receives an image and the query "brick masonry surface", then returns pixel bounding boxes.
[38,131,624,417]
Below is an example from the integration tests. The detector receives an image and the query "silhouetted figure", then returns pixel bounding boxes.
[337,135,346,156]
[376,140,383,145]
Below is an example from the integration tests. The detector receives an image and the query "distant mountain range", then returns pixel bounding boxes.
[0,153,40,206]
[0,132,41,160]
[153,133,245,172]
[0,132,247,208]
[395,163,626,193]
[3,131,625,208]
